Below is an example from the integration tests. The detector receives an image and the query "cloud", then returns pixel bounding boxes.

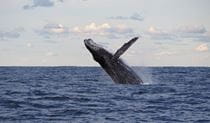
[0,31,20,39]
[109,13,144,22]
[155,51,177,60]
[195,44,208,52]
[177,25,206,34]
[155,51,177,56]
[178,26,209,42]
[146,26,177,40]
[193,35,210,42]
[36,23,69,38]
[23,0,63,9]
[130,13,144,21]
[176,26,208,40]
[45,51,57,56]
[27,43,32,48]
[109,16,127,20]
[36,22,136,39]
[72,22,136,39]
[146,25,210,42]
[0,27,24,40]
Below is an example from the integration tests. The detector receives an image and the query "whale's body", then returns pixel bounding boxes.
[84,37,143,84]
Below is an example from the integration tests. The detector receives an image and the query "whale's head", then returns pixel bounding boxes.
[84,39,112,63]
[84,39,101,53]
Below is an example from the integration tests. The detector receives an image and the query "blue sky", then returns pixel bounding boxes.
[0,0,210,66]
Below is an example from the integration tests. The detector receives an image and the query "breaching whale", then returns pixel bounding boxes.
[84,37,143,84]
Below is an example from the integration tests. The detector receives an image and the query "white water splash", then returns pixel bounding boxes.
[135,67,154,85]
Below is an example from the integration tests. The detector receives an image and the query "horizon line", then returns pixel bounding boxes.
[0,65,209,67]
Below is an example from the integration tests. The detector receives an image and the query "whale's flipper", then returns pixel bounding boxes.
[112,37,139,60]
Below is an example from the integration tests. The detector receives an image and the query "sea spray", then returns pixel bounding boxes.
[134,66,154,85]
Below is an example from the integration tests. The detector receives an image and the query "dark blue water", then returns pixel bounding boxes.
[0,67,209,122]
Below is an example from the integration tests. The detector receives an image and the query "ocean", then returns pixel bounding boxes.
[0,67,209,122]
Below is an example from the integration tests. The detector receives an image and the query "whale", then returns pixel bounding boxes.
[84,37,143,84]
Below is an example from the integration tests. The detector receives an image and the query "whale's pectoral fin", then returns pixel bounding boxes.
[112,37,139,60]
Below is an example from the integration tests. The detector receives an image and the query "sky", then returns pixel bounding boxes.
[0,0,210,66]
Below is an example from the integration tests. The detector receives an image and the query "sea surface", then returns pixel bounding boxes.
[0,67,209,122]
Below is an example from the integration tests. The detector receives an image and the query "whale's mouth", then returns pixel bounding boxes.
[84,39,102,51]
